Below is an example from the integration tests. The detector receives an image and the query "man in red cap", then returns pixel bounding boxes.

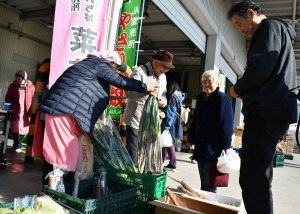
[124,50,175,164]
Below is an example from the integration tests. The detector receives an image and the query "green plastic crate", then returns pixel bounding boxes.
[44,179,137,214]
[105,167,167,214]
[106,167,167,202]
[273,151,285,168]
[0,202,13,209]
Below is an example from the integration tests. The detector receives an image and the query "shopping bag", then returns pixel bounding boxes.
[180,105,190,124]
[76,134,94,180]
[211,161,229,187]
[160,129,173,147]
[217,148,240,174]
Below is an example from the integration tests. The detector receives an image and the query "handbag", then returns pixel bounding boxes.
[210,161,229,187]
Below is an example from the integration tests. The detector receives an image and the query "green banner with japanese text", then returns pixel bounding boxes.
[107,0,142,120]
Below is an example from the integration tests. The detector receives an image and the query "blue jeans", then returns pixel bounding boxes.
[175,139,182,152]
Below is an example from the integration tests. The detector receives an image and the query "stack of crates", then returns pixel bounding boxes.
[273,151,285,168]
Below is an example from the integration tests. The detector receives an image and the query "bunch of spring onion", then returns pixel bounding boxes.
[93,116,137,172]
[138,96,163,173]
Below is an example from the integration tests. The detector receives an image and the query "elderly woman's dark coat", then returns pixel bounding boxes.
[40,56,147,136]
[189,88,234,162]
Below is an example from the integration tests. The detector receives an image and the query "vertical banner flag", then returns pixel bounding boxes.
[49,0,109,87]
[107,0,142,119]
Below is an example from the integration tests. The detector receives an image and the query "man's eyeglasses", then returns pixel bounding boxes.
[161,64,169,72]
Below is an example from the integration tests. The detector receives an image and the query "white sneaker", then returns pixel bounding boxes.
[15,148,22,153]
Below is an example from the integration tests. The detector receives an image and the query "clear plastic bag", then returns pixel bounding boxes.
[14,195,37,213]
[45,166,66,192]
[217,148,240,174]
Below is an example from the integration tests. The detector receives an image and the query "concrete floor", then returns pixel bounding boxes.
[166,150,300,214]
[1,139,300,214]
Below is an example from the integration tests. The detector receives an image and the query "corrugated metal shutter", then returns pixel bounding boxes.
[152,0,206,53]
[0,5,52,100]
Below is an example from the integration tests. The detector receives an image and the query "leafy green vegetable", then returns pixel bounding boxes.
[15,206,34,214]
[0,208,15,214]
[93,116,137,172]
[138,96,163,173]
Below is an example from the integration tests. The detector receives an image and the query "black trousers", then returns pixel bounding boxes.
[198,162,217,193]
[240,113,289,214]
[12,133,24,150]
[125,125,139,165]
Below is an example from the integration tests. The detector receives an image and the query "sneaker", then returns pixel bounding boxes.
[164,164,176,172]
[189,156,197,164]
[16,148,22,153]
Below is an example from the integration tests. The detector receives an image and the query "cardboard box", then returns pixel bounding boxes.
[195,190,242,209]
[150,193,242,214]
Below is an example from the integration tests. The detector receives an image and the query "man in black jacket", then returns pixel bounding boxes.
[228,1,297,214]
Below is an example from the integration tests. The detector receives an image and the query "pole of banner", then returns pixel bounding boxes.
[104,0,113,50]
[134,0,146,66]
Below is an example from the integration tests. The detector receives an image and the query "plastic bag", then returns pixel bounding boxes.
[217,148,240,174]
[181,105,190,124]
[45,166,66,192]
[14,195,37,213]
[160,129,173,147]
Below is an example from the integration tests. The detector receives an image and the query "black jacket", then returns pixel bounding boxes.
[189,88,234,162]
[40,56,147,136]
[234,18,298,123]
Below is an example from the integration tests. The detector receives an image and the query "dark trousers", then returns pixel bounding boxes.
[12,133,24,150]
[162,144,177,167]
[240,113,289,214]
[125,125,139,165]
[198,162,217,193]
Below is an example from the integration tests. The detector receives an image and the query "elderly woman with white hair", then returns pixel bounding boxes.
[188,70,234,193]
[40,50,158,183]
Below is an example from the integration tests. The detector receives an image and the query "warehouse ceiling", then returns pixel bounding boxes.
[0,0,299,83]
[0,0,202,73]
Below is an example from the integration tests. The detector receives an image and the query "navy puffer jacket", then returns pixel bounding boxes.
[189,88,234,162]
[40,56,147,136]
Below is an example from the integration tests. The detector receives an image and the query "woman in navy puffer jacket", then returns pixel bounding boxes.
[40,50,158,176]
[189,70,234,193]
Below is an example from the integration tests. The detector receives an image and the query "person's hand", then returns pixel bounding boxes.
[146,82,159,96]
[230,86,239,98]
[159,111,165,119]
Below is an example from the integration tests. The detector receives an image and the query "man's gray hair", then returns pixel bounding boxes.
[201,70,219,82]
